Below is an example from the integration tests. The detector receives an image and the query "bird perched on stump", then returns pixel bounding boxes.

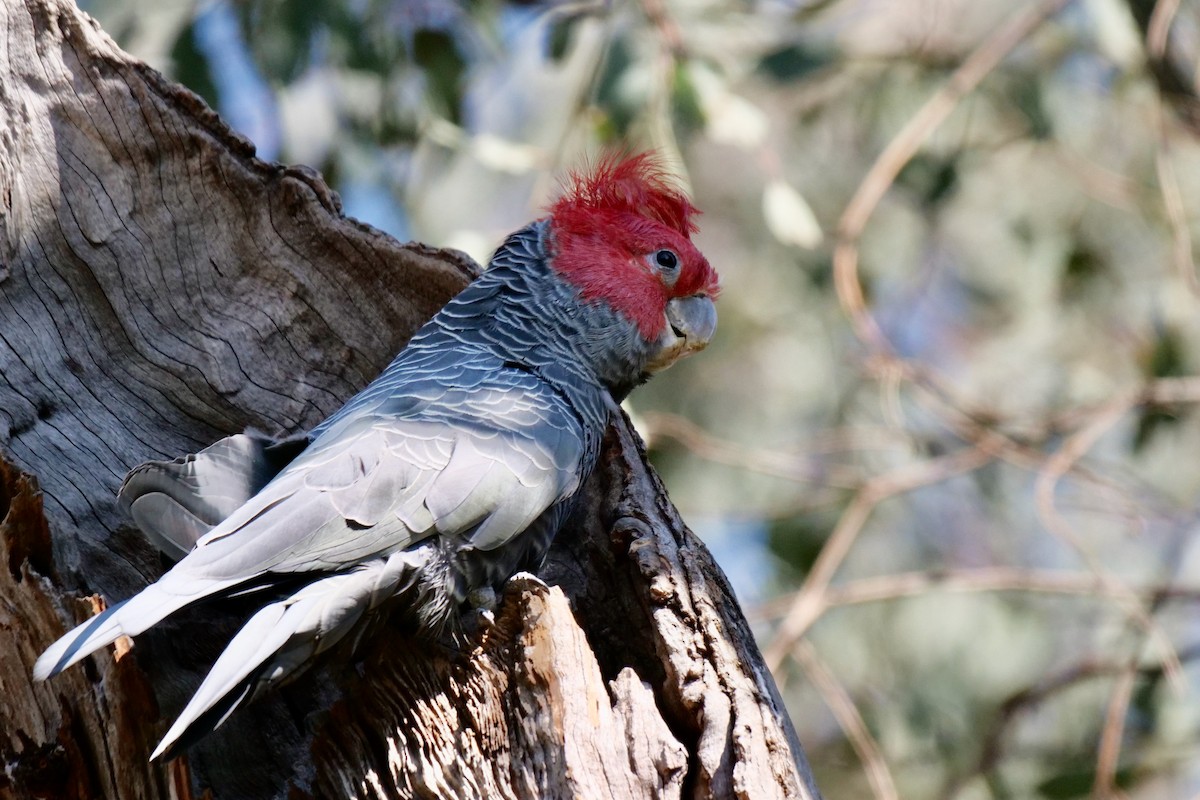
[35,152,720,759]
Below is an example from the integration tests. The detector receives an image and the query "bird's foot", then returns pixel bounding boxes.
[466,585,498,613]
[460,586,498,640]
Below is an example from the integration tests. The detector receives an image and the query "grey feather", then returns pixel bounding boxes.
[150,551,421,759]
[34,575,247,680]
[34,220,647,757]
[119,432,306,558]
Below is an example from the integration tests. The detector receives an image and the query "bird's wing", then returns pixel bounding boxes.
[150,550,421,760]
[35,369,587,680]
[189,376,587,574]
[117,432,308,559]
[142,377,590,758]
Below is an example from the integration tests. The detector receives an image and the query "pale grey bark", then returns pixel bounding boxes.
[0,0,822,797]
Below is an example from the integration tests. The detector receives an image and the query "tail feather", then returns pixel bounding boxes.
[34,577,244,681]
[149,554,418,759]
[33,599,130,681]
[150,601,292,760]
[37,433,305,680]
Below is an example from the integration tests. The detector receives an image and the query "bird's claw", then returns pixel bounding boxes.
[508,571,548,590]
[466,585,498,613]
[458,586,498,641]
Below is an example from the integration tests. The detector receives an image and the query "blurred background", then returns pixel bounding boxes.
[77,0,1200,796]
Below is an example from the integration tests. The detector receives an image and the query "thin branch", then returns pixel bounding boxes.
[763,363,1200,677]
[904,363,1184,525]
[1094,662,1137,800]
[1033,393,1185,688]
[1054,147,1138,210]
[1126,0,1200,135]
[639,411,886,489]
[832,0,1072,353]
[753,568,1200,623]
[974,640,1200,783]
[1147,0,1182,55]
[794,640,899,800]
[1155,108,1198,294]
[764,446,993,671]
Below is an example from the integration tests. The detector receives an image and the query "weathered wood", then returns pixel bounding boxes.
[0,0,822,797]
[308,577,690,799]
[0,458,169,799]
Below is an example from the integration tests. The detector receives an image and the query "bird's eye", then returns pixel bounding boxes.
[655,250,679,271]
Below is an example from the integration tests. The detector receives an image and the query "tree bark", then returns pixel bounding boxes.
[0,1,822,797]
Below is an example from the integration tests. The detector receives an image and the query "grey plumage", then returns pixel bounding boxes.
[35,162,720,760]
[36,221,624,758]
[119,432,306,559]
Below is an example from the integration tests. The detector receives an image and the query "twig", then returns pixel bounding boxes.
[638,411,867,489]
[793,640,900,800]
[1054,147,1137,210]
[825,569,1165,608]
[1033,393,1185,688]
[1126,0,1200,135]
[833,0,1072,353]
[1094,662,1137,800]
[1155,108,1198,294]
[637,0,685,58]
[974,640,1200,783]
[1147,0,1182,56]
[905,365,1181,525]
[764,446,993,671]
[753,568,1200,622]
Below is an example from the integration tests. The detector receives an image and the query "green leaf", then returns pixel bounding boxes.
[768,507,844,575]
[594,36,636,137]
[896,153,959,209]
[412,29,465,123]
[757,43,833,83]
[1134,327,1189,451]
[1060,245,1108,301]
[671,61,706,137]
[169,22,219,110]
[1010,71,1052,140]
[1037,766,1135,798]
[547,14,576,62]
[237,0,332,83]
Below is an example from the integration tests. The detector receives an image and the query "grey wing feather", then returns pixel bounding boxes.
[33,576,247,680]
[215,385,586,572]
[36,373,586,685]
[150,550,421,760]
[37,356,594,776]
[119,433,306,559]
[34,222,610,754]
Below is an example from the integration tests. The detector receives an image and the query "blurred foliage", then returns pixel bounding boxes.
[80,0,1200,796]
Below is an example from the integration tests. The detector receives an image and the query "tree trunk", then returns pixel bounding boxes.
[0,1,822,797]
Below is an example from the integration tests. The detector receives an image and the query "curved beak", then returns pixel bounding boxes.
[646,294,718,373]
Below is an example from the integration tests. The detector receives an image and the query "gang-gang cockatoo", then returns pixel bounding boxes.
[35,152,720,759]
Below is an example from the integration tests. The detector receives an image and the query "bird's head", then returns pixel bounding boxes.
[546,152,720,376]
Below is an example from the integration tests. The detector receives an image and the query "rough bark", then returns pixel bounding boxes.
[0,0,823,797]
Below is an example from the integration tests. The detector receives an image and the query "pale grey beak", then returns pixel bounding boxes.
[646,294,718,373]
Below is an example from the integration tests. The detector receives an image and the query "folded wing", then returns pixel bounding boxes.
[118,432,308,559]
[36,369,589,756]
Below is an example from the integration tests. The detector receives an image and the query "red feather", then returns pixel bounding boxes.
[554,152,699,237]
[546,152,720,339]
